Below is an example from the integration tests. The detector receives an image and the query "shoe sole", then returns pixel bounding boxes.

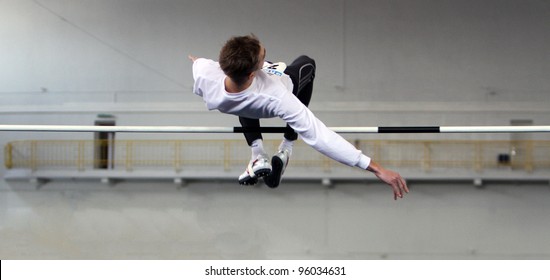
[238,176,258,185]
[265,156,283,188]
[239,168,271,186]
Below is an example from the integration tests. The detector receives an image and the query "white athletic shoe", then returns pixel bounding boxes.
[264,149,290,188]
[238,154,272,185]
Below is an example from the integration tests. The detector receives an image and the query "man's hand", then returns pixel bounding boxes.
[367,161,409,200]
[188,55,199,62]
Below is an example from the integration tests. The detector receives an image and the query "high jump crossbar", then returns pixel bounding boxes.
[0,125,550,134]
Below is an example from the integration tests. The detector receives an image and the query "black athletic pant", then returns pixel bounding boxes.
[239,55,316,146]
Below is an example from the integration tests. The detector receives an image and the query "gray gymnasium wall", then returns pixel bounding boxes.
[1,0,549,172]
[0,0,549,171]
[1,0,549,99]
[1,0,550,260]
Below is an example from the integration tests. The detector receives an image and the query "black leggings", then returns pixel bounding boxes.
[239,55,316,146]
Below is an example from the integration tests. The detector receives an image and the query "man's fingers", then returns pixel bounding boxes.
[400,177,409,193]
[393,182,403,200]
[377,169,408,200]
[393,177,408,200]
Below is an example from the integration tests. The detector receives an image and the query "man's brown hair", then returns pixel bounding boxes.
[219,34,261,87]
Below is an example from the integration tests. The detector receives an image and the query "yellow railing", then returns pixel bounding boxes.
[4,139,550,173]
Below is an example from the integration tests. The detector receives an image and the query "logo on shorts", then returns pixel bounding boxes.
[262,62,287,76]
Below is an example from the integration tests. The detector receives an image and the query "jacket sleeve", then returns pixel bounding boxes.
[277,94,371,169]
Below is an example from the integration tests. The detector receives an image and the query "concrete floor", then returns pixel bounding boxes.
[1,179,550,259]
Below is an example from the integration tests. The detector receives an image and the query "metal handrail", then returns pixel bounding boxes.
[4,139,550,173]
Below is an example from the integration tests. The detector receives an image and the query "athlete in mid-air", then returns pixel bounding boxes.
[189,34,408,200]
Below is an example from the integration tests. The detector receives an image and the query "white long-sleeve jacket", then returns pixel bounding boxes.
[192,58,371,169]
